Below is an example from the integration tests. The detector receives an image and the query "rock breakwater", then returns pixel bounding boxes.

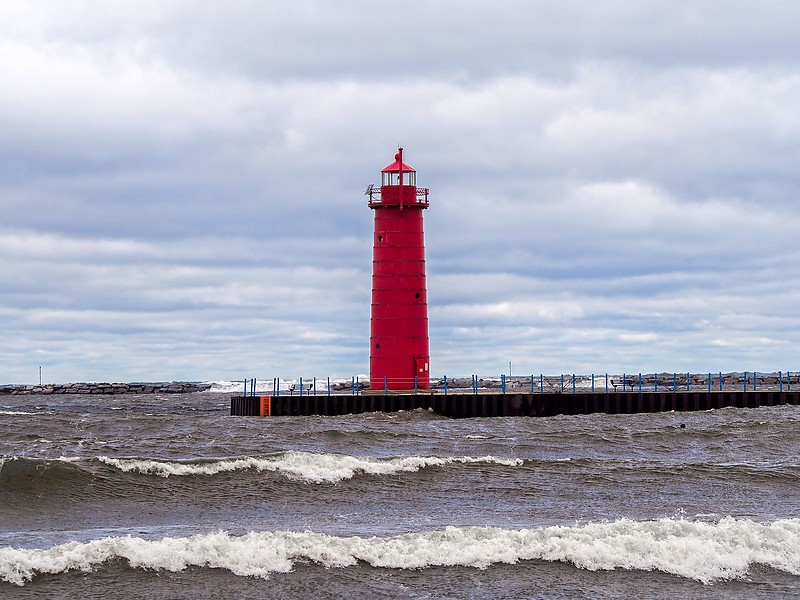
[0,382,212,395]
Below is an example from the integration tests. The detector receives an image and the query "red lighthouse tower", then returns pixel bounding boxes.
[367,148,430,390]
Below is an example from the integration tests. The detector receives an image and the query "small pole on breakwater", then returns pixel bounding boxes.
[444,375,448,396]
[39,366,42,385]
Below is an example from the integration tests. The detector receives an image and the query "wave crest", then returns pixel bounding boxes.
[97,453,523,483]
[3,518,800,586]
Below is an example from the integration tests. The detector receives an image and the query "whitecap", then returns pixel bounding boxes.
[3,518,800,586]
[96,452,524,483]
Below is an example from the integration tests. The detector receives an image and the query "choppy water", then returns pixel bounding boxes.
[2,389,800,598]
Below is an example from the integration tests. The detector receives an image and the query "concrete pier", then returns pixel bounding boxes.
[231,390,800,418]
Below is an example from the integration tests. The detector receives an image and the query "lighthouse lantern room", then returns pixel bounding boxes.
[366,148,430,390]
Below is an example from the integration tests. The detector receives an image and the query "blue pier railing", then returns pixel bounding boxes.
[239,371,798,397]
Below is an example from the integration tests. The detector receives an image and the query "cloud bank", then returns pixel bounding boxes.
[2,1,800,383]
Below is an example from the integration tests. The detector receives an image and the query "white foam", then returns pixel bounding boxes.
[0,411,37,416]
[3,518,800,586]
[97,453,522,483]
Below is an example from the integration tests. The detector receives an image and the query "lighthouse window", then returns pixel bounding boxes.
[378,235,383,242]
[375,343,381,350]
[415,293,420,300]
[381,172,416,186]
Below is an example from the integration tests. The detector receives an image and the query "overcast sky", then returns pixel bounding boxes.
[3,1,800,384]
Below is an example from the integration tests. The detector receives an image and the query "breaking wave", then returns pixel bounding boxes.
[3,518,800,586]
[97,452,523,483]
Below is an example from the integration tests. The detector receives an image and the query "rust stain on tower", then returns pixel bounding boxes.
[366,148,430,390]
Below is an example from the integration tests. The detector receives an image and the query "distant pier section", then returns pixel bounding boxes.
[0,382,211,395]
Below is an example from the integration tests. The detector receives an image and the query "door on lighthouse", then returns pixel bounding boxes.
[414,357,428,377]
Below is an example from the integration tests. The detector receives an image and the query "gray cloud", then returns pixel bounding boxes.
[2,1,800,383]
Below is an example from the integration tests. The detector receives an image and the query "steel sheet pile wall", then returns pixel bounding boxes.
[231,390,800,417]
